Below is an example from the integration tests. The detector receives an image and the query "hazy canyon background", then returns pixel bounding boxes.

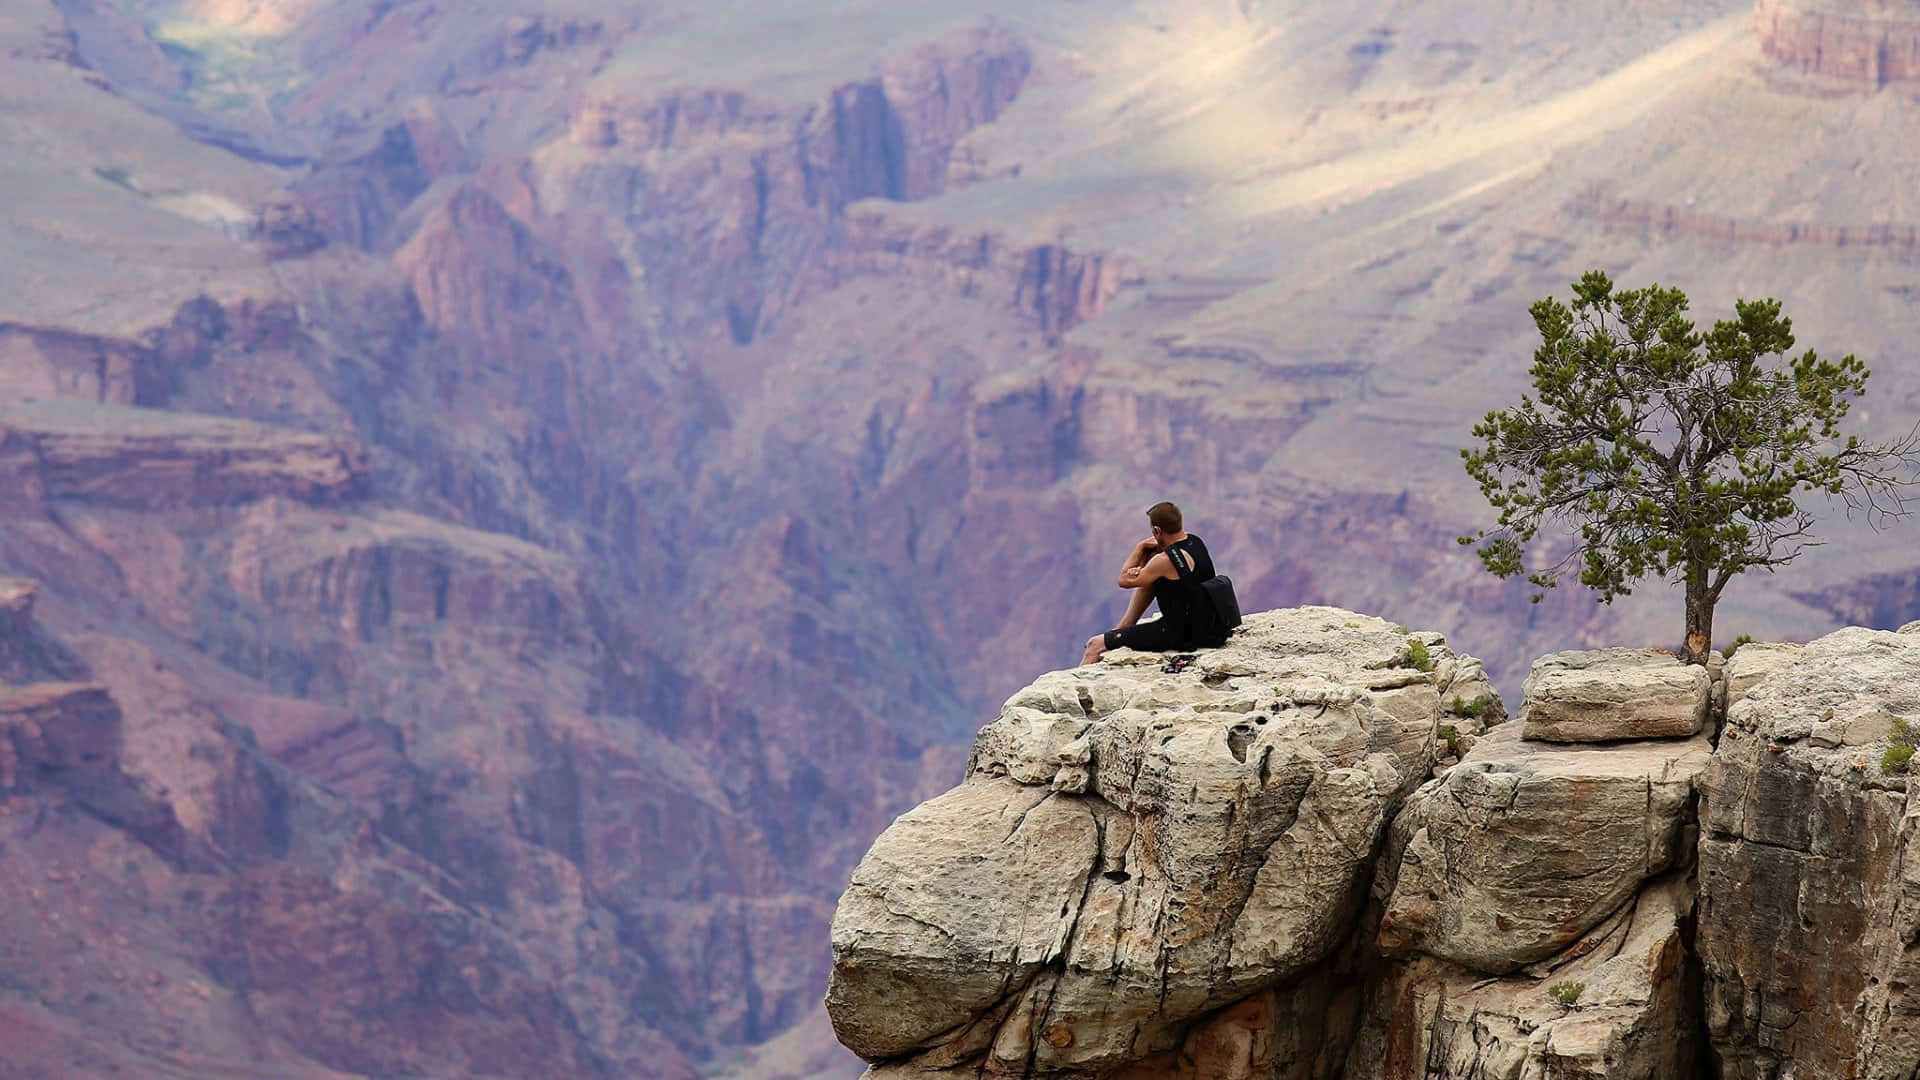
[1,0,1917,1075]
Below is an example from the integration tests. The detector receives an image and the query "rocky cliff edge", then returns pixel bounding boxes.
[829,607,1920,1079]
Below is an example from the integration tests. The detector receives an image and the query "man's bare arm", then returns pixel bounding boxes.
[1118,551,1174,590]
[1115,537,1154,588]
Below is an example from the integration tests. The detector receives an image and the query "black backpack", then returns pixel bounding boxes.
[1168,545,1242,646]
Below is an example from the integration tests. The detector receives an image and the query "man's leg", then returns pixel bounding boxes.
[1116,584,1154,628]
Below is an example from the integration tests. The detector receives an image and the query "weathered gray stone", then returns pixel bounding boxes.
[828,607,1502,1077]
[1519,648,1710,742]
[1699,625,1920,1080]
[1436,652,1507,734]
[1723,641,1804,709]
[1377,723,1710,973]
[1347,874,1699,1080]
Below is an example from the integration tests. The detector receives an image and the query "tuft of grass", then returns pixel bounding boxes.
[1545,980,1585,1008]
[1406,638,1435,673]
[1448,693,1496,719]
[1366,637,1438,673]
[1436,724,1461,758]
[1723,633,1756,659]
[1883,716,1917,775]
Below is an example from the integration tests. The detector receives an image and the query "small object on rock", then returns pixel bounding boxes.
[1161,653,1196,673]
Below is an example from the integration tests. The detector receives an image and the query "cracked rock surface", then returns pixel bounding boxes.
[1377,722,1712,973]
[1348,872,1699,1080]
[1518,648,1713,743]
[826,607,1498,1076]
[1699,624,1920,1079]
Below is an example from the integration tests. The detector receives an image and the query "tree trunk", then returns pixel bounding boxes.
[1683,563,1713,665]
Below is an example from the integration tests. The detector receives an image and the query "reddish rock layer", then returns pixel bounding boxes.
[0,401,368,508]
[1755,0,1920,85]
[1571,184,1920,251]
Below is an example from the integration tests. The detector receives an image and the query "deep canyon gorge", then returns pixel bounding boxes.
[4,0,1920,1075]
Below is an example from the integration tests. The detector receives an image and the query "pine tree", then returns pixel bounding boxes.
[1461,270,1920,662]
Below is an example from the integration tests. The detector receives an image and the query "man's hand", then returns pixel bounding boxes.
[1135,537,1160,555]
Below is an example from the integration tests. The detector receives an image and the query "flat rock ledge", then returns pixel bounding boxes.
[826,607,1501,1077]
[1519,648,1712,742]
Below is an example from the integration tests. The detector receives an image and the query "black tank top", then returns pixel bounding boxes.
[1152,535,1216,646]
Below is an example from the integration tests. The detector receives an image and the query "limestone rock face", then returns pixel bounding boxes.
[1349,874,1700,1079]
[1378,724,1711,973]
[1519,648,1711,742]
[1698,624,1920,1079]
[827,607,1501,1076]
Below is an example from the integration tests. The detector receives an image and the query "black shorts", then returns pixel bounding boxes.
[1103,619,1186,653]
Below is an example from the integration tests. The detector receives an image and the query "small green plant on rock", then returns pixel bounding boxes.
[1366,638,1438,674]
[1447,693,1496,719]
[1436,724,1461,759]
[1406,638,1435,673]
[1545,980,1585,1009]
[1723,633,1756,660]
[1883,716,1917,775]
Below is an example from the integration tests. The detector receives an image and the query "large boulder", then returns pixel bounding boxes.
[1698,625,1920,1079]
[1519,648,1711,742]
[826,607,1501,1076]
[1377,722,1711,973]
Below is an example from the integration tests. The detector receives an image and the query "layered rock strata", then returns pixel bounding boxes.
[1755,0,1920,86]
[0,400,369,507]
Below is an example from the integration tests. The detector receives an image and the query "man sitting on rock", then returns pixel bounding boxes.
[1081,501,1225,665]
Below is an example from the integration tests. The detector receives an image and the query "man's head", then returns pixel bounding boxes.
[1147,501,1182,538]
